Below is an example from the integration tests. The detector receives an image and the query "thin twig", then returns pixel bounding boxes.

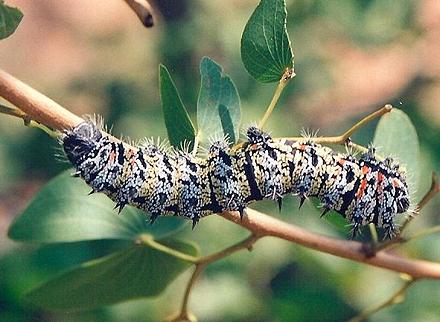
[0,103,29,121]
[169,234,260,322]
[123,0,154,28]
[167,265,202,322]
[196,234,260,265]
[280,104,393,148]
[348,276,416,322]
[0,103,59,138]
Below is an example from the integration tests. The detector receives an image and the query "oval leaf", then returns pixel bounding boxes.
[24,239,199,310]
[197,57,241,145]
[0,2,23,39]
[373,108,420,191]
[241,0,294,83]
[159,64,196,149]
[8,170,187,243]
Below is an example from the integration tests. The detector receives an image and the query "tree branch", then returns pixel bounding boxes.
[1,68,439,280]
[0,69,83,130]
[123,0,154,28]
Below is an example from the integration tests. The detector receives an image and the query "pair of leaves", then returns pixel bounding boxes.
[160,0,295,149]
[0,1,23,39]
[8,171,199,309]
[160,57,241,149]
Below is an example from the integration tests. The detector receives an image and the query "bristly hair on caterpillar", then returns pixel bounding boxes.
[61,117,411,239]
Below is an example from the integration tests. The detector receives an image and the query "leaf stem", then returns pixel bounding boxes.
[258,67,294,129]
[137,234,199,263]
[348,277,416,322]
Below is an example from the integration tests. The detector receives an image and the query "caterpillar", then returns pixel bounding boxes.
[62,119,410,239]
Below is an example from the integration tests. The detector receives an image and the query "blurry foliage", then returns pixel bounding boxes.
[270,263,356,321]
[1,0,440,321]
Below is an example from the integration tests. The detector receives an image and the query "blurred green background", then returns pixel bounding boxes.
[1,0,439,321]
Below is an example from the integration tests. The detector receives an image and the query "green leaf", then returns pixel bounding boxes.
[24,239,199,310]
[0,1,23,39]
[373,108,420,191]
[241,0,294,83]
[197,57,241,145]
[8,170,187,243]
[0,240,130,302]
[324,212,350,234]
[159,64,196,149]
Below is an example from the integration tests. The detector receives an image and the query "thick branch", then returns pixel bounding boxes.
[0,69,83,130]
[1,68,439,280]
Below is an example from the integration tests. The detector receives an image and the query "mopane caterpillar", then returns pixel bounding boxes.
[62,120,410,238]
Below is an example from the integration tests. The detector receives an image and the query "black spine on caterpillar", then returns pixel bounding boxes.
[62,121,410,238]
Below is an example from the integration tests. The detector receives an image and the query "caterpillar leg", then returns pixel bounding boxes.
[149,212,160,225]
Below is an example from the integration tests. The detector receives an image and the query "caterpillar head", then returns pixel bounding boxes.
[62,121,103,164]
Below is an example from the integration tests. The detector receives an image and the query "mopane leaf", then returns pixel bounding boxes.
[241,0,294,83]
[159,64,196,148]
[8,170,187,243]
[197,57,241,145]
[373,108,420,191]
[24,239,198,310]
[0,1,23,39]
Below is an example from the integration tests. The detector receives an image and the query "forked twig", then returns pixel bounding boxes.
[167,234,260,322]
